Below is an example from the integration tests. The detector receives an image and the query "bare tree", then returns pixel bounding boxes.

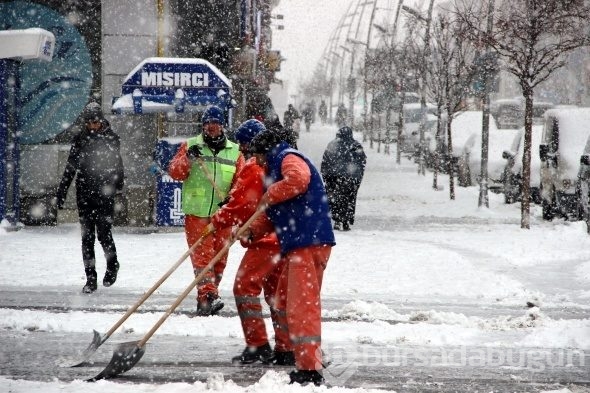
[428,11,478,199]
[455,0,590,228]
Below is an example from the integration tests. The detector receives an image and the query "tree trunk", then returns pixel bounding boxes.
[446,113,455,200]
[520,87,534,229]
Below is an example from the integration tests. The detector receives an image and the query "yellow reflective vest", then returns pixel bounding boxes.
[182,135,240,217]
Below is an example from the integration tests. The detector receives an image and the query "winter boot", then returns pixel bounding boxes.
[82,267,98,294]
[196,293,224,316]
[232,343,273,364]
[103,261,119,287]
[342,222,351,231]
[289,370,325,386]
[268,350,296,366]
[333,222,342,231]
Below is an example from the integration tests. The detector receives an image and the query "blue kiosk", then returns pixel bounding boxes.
[112,58,234,227]
[0,28,55,229]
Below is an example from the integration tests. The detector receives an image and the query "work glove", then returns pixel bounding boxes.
[187,145,202,160]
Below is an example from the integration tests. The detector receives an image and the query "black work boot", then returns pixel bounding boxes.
[232,343,273,364]
[196,293,224,316]
[83,268,98,294]
[289,370,325,386]
[103,261,119,287]
[269,350,296,366]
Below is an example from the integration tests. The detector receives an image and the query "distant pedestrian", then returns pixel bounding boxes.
[302,103,313,132]
[318,100,328,125]
[55,102,125,294]
[321,126,366,231]
[335,103,347,128]
[247,130,336,386]
[283,104,301,139]
[168,105,245,316]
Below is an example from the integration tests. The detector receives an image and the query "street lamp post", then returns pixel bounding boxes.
[402,0,434,176]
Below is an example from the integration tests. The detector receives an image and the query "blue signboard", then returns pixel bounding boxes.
[0,1,92,144]
[153,139,184,226]
[112,58,234,117]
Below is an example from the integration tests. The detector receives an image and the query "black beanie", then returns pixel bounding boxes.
[249,130,283,155]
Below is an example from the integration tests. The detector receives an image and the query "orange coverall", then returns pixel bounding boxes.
[168,142,245,304]
[252,154,332,371]
[210,157,290,351]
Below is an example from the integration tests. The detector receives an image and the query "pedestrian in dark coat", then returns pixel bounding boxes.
[321,126,366,231]
[335,103,347,128]
[55,102,125,293]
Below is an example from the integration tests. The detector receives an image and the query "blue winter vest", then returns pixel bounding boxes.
[265,143,336,254]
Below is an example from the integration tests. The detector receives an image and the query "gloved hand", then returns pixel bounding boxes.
[187,145,202,160]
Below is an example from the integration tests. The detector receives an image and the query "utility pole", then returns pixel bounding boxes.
[478,0,496,208]
[362,2,378,143]
[416,0,434,176]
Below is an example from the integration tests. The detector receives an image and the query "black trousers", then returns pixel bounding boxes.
[78,199,118,269]
[324,176,361,226]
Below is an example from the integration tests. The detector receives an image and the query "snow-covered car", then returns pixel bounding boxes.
[399,102,437,155]
[491,99,523,129]
[500,126,544,204]
[448,111,521,188]
[539,107,590,220]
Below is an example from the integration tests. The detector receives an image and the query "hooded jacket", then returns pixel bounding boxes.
[321,126,366,180]
[56,120,124,209]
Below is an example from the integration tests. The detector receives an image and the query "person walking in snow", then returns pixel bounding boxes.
[321,126,366,231]
[335,103,347,128]
[168,106,245,316]
[246,130,336,386]
[318,100,328,125]
[201,119,294,366]
[283,104,301,139]
[55,102,125,294]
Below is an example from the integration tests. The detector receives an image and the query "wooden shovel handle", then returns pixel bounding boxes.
[137,207,266,348]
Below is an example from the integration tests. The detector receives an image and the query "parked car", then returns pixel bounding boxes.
[531,101,554,125]
[491,99,523,129]
[577,138,590,232]
[448,111,520,188]
[539,107,590,220]
[369,92,422,144]
[399,102,437,155]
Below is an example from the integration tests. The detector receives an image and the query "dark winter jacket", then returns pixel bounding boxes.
[56,120,124,210]
[321,126,366,180]
[283,105,300,129]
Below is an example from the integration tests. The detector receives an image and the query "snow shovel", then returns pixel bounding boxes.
[68,231,212,367]
[88,207,265,381]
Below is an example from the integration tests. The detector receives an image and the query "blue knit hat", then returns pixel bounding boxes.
[235,119,266,144]
[201,105,224,124]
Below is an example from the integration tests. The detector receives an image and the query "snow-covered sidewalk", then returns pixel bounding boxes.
[1,122,589,393]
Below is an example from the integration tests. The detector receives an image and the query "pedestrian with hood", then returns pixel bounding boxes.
[55,102,125,294]
[318,100,328,125]
[335,103,347,128]
[168,105,245,316]
[201,119,294,366]
[321,126,366,231]
[246,130,336,386]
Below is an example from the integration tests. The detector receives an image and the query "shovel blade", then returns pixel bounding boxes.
[88,341,146,381]
[64,330,103,368]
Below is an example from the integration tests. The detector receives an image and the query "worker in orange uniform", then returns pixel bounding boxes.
[201,119,294,365]
[168,106,245,316]
[246,130,336,386]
